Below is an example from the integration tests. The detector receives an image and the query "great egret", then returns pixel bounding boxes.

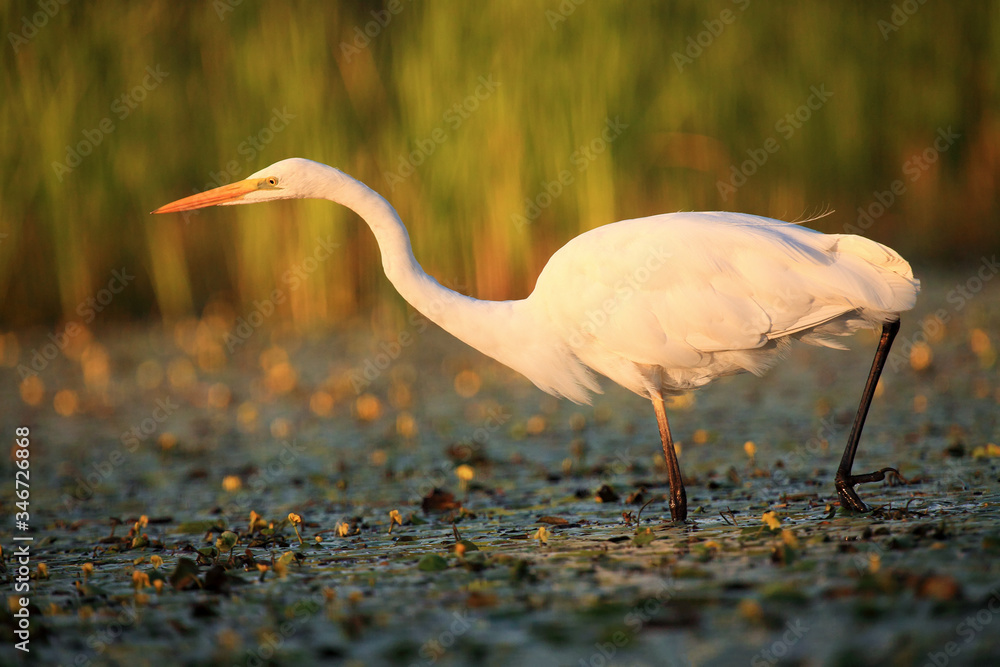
[154,158,919,521]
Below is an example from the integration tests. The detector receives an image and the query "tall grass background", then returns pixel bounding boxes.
[2,1,997,329]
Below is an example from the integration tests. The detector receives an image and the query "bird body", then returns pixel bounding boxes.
[526,212,918,401]
[155,157,920,520]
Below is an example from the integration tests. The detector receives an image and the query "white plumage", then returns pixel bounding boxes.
[155,157,920,520]
[521,212,918,402]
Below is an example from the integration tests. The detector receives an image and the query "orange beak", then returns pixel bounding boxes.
[152,179,260,214]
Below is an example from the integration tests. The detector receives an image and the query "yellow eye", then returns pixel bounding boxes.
[266,177,278,186]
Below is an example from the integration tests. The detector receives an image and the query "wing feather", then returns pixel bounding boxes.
[530,211,918,395]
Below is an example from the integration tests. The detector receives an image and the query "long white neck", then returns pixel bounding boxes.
[323,169,526,368]
[329,171,493,332]
[311,164,598,403]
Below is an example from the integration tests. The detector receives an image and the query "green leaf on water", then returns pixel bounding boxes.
[633,529,656,547]
[197,546,219,559]
[216,531,238,552]
[457,539,479,552]
[417,554,449,571]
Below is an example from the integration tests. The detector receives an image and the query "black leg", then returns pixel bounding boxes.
[835,319,902,512]
[652,397,687,522]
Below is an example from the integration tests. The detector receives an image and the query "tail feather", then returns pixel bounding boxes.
[833,234,920,314]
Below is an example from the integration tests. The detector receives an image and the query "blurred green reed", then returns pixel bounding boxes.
[1,1,997,328]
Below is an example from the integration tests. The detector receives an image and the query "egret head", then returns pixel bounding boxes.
[153,158,347,213]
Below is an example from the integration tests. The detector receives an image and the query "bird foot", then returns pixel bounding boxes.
[835,466,906,513]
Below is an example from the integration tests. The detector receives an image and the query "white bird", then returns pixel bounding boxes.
[155,158,920,521]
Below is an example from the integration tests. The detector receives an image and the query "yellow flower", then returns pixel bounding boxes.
[868,553,881,573]
[762,511,781,531]
[972,443,1000,459]
[274,553,294,578]
[288,514,304,545]
[388,509,403,534]
[249,510,268,532]
[455,464,475,492]
[132,570,150,591]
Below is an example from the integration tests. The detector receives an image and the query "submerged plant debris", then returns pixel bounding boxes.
[1,273,998,665]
